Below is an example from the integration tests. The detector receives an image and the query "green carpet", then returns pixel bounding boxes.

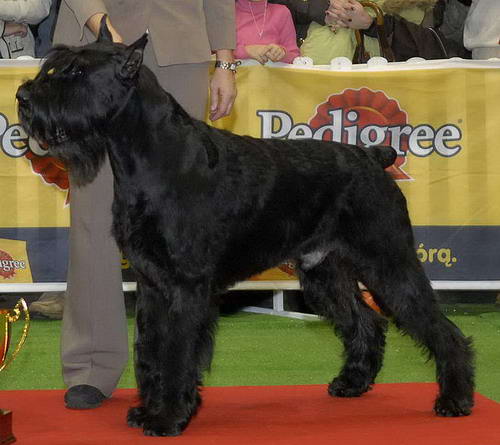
[1,305,499,402]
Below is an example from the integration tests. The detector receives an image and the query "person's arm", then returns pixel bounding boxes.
[236,43,274,63]
[234,42,251,60]
[3,22,29,37]
[204,0,237,121]
[326,0,373,30]
[85,13,123,43]
[234,22,254,61]
[234,26,272,63]
[275,8,301,62]
[210,48,237,121]
[62,0,110,40]
[0,0,52,25]
[204,0,236,52]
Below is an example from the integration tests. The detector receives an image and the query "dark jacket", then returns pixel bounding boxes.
[364,13,471,60]
[269,0,328,42]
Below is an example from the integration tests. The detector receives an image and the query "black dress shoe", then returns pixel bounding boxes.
[64,384,107,409]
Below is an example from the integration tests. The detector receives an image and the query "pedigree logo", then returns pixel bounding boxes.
[0,249,27,280]
[257,88,463,180]
[0,113,69,193]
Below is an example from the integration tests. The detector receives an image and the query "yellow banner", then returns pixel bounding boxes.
[1,61,499,283]
[213,65,500,227]
[0,238,33,283]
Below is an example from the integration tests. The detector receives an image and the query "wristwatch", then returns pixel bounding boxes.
[214,60,240,73]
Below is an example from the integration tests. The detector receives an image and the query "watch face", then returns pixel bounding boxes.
[216,61,237,72]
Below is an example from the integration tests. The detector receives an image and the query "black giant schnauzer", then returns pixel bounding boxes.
[17,20,474,437]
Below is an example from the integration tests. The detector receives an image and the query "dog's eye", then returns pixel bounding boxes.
[59,63,84,77]
[69,65,84,77]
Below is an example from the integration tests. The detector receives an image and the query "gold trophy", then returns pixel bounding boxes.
[0,299,30,445]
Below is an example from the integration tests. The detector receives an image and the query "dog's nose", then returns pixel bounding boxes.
[16,87,31,105]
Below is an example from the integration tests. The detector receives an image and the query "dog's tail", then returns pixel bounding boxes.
[363,145,397,169]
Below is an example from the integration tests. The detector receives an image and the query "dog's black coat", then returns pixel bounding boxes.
[17,20,474,437]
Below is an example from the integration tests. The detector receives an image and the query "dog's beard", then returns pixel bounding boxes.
[49,137,106,187]
[18,103,107,187]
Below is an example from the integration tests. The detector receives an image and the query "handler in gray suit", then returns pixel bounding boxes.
[52,0,237,409]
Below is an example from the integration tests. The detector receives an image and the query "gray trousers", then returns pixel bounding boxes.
[61,44,210,396]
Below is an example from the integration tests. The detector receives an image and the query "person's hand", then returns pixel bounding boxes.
[326,0,373,30]
[4,22,28,37]
[244,44,271,64]
[209,66,237,121]
[265,44,286,62]
[86,13,124,43]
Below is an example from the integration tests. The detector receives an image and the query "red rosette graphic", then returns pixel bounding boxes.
[309,88,410,180]
[0,250,16,279]
[25,148,70,201]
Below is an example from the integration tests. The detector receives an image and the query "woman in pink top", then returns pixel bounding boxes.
[235,0,300,64]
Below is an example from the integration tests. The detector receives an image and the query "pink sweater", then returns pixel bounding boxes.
[235,0,300,64]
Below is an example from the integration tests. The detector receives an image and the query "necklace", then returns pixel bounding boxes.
[248,0,268,39]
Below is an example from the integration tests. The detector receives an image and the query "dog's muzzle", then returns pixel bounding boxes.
[16,82,68,147]
[16,86,30,102]
[16,84,31,110]
[16,83,33,127]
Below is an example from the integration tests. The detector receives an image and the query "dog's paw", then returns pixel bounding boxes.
[142,416,184,437]
[434,396,473,417]
[127,406,148,428]
[328,377,371,398]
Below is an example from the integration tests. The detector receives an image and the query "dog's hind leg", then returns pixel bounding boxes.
[357,256,475,417]
[128,278,217,436]
[297,252,388,398]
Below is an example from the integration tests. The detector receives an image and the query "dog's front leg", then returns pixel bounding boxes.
[128,279,215,436]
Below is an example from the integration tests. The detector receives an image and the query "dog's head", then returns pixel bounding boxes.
[16,17,148,186]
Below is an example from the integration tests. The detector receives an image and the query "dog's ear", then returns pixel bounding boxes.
[118,33,148,80]
[97,15,113,43]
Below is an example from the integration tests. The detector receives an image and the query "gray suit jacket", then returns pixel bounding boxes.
[54,0,236,66]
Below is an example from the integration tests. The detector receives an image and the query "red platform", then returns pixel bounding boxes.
[2,383,499,444]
